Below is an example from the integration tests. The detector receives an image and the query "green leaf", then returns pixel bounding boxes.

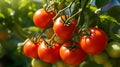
[108,6,120,23]
[0,13,5,18]
[100,15,118,24]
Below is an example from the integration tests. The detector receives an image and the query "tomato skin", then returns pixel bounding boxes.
[79,28,108,55]
[23,39,39,58]
[53,15,77,40]
[31,58,52,67]
[60,42,87,66]
[0,31,8,40]
[38,41,60,63]
[33,8,55,29]
[105,41,120,58]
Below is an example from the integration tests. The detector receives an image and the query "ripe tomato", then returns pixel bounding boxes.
[23,39,39,58]
[0,30,8,40]
[79,28,108,55]
[60,41,87,66]
[33,8,55,29]
[38,40,61,63]
[53,15,77,40]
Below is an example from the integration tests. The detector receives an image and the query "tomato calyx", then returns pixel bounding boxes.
[64,41,79,50]
[42,38,56,48]
[60,15,76,26]
[80,28,91,37]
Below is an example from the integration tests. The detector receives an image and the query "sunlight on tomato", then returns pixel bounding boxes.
[31,58,52,67]
[80,28,108,55]
[106,41,120,58]
[60,41,87,66]
[53,15,77,40]
[23,39,39,58]
[38,40,61,63]
[33,8,55,29]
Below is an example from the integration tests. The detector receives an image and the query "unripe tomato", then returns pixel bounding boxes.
[31,58,52,67]
[103,61,112,67]
[80,28,108,55]
[33,8,55,29]
[106,41,120,58]
[93,52,109,64]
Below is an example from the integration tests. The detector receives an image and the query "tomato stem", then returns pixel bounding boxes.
[49,33,56,45]
[65,8,82,24]
[31,29,46,43]
[53,0,75,22]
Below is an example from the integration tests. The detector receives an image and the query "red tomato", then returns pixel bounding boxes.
[0,30,8,40]
[38,40,60,63]
[53,15,77,40]
[33,8,55,29]
[79,28,108,55]
[60,41,87,66]
[23,39,39,58]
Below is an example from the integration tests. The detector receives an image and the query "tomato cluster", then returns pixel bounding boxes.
[22,0,120,67]
[22,6,110,66]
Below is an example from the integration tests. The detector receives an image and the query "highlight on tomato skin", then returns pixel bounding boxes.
[23,39,39,59]
[59,41,87,66]
[37,40,61,63]
[53,15,77,40]
[33,8,55,29]
[79,27,108,55]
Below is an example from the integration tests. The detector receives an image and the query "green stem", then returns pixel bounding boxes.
[53,0,75,21]
[65,8,82,24]
[49,33,56,45]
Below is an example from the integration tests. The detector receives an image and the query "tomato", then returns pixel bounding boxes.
[105,41,120,58]
[60,41,87,66]
[38,40,60,63]
[0,30,8,40]
[93,52,109,64]
[33,8,55,29]
[79,28,108,55]
[55,60,69,67]
[53,15,77,40]
[31,58,52,67]
[103,61,112,67]
[23,39,39,58]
